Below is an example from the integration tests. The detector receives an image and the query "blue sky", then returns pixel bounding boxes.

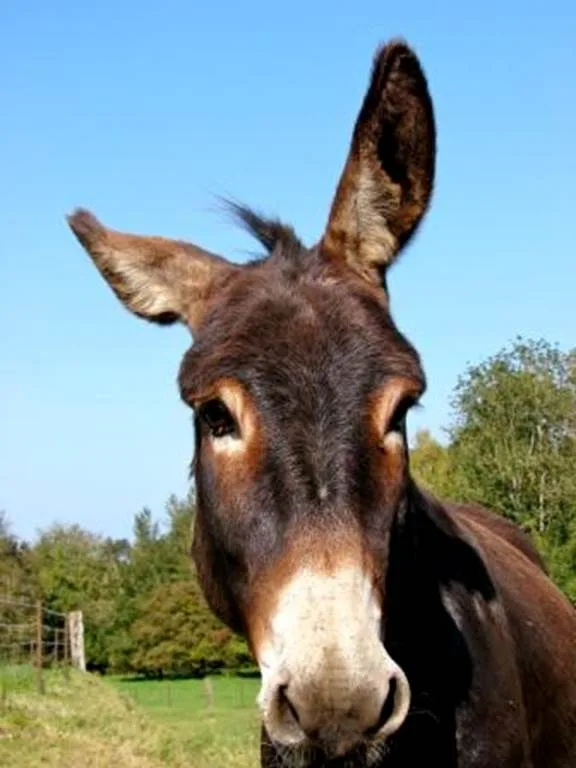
[1,1,575,542]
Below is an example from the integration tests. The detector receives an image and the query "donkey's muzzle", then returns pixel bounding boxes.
[265,663,410,756]
[253,564,411,754]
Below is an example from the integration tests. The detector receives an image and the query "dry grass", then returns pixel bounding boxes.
[0,667,259,767]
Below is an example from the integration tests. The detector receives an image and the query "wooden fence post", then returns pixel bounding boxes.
[35,600,45,695]
[203,677,214,708]
[68,611,86,672]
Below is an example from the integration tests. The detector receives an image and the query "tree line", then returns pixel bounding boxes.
[2,337,575,676]
[0,499,254,677]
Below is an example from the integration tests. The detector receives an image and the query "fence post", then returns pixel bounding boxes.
[63,613,70,680]
[35,600,45,695]
[203,677,214,709]
[68,611,86,672]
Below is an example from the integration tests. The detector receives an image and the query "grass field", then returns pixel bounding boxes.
[0,665,261,767]
[110,674,261,765]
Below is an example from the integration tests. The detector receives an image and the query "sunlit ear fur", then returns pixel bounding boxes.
[67,208,237,331]
[322,40,436,284]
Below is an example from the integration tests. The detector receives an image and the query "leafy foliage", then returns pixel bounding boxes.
[411,337,576,602]
[0,511,34,602]
[2,494,254,675]
[409,430,459,500]
[130,580,254,677]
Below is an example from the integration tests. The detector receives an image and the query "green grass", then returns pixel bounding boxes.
[109,675,261,765]
[0,665,261,767]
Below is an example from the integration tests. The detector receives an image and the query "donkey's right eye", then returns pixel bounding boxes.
[197,399,237,439]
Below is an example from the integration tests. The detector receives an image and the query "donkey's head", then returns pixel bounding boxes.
[69,40,435,761]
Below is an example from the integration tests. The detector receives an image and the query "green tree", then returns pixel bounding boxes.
[108,494,197,672]
[130,580,253,678]
[0,512,36,655]
[32,524,126,670]
[410,429,463,500]
[447,338,576,600]
[0,512,34,599]
[449,338,576,536]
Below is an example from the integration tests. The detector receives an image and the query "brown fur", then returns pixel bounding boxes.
[452,500,548,571]
[68,38,576,768]
[323,41,435,282]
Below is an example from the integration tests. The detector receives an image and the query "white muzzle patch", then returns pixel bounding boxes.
[255,565,410,754]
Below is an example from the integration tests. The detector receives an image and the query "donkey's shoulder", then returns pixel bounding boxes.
[448,501,547,573]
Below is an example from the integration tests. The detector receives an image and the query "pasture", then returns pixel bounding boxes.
[110,675,261,765]
[0,666,260,767]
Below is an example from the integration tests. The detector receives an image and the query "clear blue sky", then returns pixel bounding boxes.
[1,1,575,542]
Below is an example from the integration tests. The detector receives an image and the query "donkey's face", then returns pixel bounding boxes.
[69,40,435,761]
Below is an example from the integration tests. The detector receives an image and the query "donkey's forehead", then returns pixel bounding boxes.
[179,258,425,401]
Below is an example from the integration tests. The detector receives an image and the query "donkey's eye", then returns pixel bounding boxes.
[197,399,237,439]
[387,396,416,434]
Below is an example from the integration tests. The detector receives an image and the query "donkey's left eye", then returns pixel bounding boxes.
[197,399,237,439]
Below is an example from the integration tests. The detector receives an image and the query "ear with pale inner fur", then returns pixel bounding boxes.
[67,209,237,332]
[322,40,436,284]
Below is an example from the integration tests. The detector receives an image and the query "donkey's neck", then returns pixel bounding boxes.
[379,483,478,766]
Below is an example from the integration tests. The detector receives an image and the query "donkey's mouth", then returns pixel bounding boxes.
[271,741,370,768]
[266,731,396,768]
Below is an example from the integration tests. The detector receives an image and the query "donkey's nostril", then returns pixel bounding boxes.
[365,677,398,737]
[278,684,301,726]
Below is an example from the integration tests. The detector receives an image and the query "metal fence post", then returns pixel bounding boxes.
[35,600,45,695]
[63,612,70,680]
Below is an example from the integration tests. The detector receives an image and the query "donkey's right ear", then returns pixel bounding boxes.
[67,209,238,333]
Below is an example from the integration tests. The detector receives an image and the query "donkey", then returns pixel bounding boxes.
[68,40,576,767]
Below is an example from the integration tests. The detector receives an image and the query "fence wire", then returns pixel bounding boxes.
[0,596,72,693]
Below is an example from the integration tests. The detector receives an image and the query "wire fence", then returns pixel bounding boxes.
[0,596,84,695]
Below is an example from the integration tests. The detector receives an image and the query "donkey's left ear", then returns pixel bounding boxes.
[322,41,436,284]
